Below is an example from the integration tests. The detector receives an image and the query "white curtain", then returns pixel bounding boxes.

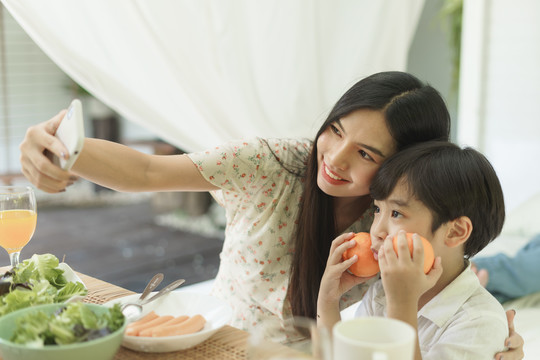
[2,0,425,152]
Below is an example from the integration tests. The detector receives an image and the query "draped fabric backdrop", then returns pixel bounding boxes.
[2,0,424,152]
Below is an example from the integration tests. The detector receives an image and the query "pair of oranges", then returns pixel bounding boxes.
[342,233,435,277]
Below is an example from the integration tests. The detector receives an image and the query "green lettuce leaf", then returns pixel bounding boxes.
[0,280,56,316]
[55,282,87,303]
[0,254,88,317]
[10,303,125,346]
[103,303,125,332]
[13,254,67,288]
[10,310,49,347]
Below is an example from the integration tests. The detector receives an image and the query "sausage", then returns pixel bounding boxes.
[126,315,174,336]
[139,315,189,337]
[125,311,159,333]
[151,314,206,337]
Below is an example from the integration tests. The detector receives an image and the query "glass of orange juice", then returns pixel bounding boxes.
[0,186,37,268]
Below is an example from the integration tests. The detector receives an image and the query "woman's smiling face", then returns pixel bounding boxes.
[316,108,396,198]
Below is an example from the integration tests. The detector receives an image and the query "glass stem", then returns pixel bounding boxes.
[9,252,20,268]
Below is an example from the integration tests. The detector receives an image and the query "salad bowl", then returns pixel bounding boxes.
[0,303,126,360]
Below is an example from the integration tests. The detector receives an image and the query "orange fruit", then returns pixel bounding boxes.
[342,232,436,277]
[342,232,380,277]
[392,233,435,274]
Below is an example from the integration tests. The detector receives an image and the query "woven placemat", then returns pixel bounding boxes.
[112,328,248,360]
[78,272,136,304]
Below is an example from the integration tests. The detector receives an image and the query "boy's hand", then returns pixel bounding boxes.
[319,233,373,304]
[317,232,375,328]
[379,232,442,305]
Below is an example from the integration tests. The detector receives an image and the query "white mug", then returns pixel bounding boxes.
[333,317,416,360]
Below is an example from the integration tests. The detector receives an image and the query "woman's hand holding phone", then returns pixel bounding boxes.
[51,99,85,171]
[19,100,84,193]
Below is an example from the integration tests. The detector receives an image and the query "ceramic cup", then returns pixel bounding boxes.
[332,317,416,360]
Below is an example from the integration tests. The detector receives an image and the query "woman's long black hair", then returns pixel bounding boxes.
[289,71,451,319]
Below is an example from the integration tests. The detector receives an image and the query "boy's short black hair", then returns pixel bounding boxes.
[370,141,505,258]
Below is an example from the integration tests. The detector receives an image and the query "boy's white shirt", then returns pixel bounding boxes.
[354,261,508,359]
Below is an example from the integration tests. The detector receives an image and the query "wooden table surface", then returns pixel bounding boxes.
[1,267,307,359]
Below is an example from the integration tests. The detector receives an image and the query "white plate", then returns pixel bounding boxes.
[58,262,85,287]
[104,291,232,353]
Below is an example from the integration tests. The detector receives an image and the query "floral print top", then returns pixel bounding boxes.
[188,137,374,340]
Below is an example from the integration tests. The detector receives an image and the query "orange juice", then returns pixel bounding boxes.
[0,210,37,253]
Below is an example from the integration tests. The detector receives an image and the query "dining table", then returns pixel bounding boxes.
[0,265,309,359]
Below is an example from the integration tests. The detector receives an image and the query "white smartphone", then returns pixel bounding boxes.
[53,99,85,170]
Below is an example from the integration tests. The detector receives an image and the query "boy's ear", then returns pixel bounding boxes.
[445,216,472,248]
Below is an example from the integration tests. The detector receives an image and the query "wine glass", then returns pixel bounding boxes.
[0,186,37,268]
[247,316,332,359]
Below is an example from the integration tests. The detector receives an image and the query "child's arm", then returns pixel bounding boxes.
[473,233,540,302]
[316,232,372,329]
[379,232,443,360]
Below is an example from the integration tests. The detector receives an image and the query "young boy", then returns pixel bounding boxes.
[317,141,508,360]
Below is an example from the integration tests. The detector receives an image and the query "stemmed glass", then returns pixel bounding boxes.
[0,186,37,268]
[247,316,332,359]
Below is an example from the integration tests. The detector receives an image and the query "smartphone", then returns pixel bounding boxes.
[53,99,85,170]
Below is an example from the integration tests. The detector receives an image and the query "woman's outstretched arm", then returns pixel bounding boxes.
[20,110,218,193]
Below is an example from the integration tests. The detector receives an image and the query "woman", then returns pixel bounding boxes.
[19,72,523,358]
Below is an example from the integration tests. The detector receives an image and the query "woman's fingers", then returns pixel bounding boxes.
[19,111,73,192]
[21,147,71,193]
[497,310,524,360]
[495,343,524,360]
[506,309,516,332]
